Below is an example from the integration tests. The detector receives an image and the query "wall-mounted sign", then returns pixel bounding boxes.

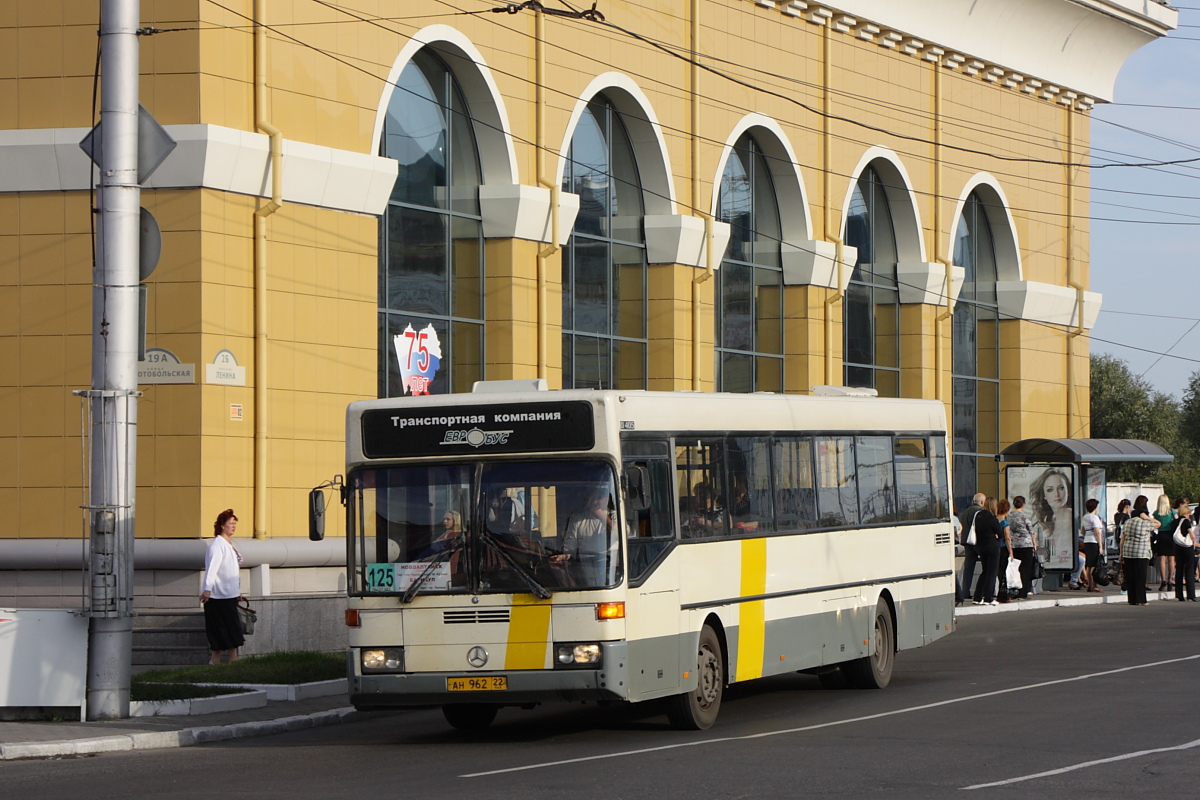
[138,348,195,384]
[230,404,243,421]
[206,349,246,386]
[393,323,442,396]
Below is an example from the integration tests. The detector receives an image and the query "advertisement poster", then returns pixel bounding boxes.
[1085,467,1108,550]
[1007,464,1076,570]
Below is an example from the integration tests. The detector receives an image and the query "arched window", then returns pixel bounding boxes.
[951,192,1001,506]
[843,165,900,396]
[715,135,783,393]
[561,96,648,389]
[378,50,485,396]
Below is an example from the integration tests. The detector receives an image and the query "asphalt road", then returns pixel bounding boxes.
[9,602,1200,799]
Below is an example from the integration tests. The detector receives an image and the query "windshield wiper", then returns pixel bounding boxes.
[399,539,463,604]
[478,529,553,600]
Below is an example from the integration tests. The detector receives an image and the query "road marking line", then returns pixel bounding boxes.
[460,653,1200,778]
[962,737,1200,790]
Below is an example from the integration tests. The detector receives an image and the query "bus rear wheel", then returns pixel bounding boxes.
[442,703,499,731]
[842,599,894,690]
[667,625,723,730]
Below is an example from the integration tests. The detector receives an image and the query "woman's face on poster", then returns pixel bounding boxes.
[1043,473,1070,510]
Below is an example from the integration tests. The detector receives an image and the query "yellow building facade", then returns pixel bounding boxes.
[0,0,1175,608]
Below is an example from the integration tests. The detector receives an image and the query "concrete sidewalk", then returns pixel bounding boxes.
[955,583,1178,615]
[0,692,372,761]
[1,584,1185,761]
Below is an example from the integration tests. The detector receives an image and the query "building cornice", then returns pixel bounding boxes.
[743,0,1177,105]
[0,124,398,216]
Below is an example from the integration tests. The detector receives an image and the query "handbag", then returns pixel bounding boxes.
[237,599,257,636]
[1172,519,1194,549]
[1033,553,1046,580]
[964,512,979,547]
[1005,557,1023,590]
[1094,557,1110,587]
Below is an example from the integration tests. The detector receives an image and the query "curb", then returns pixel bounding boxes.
[956,589,1173,615]
[0,707,362,761]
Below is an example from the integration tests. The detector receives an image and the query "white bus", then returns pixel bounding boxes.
[312,383,955,730]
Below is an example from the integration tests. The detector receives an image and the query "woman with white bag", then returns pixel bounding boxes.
[1171,499,1195,602]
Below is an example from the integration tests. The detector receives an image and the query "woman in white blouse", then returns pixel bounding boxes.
[200,509,245,664]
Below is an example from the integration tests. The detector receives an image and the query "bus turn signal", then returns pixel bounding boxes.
[595,602,625,620]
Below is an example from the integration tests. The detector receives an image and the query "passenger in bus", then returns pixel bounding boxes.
[416,510,467,583]
[683,482,725,536]
[553,491,614,584]
[424,509,463,556]
[729,481,759,532]
[487,488,524,534]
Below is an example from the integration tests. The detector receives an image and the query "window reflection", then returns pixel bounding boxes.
[561,96,647,389]
[715,135,784,392]
[379,50,484,396]
[951,192,1001,509]
[843,165,900,396]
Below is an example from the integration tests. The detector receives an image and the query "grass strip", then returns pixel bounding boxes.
[131,683,252,702]
[134,651,344,687]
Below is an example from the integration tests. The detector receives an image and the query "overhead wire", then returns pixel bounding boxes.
[184,0,1200,369]
[305,0,1200,226]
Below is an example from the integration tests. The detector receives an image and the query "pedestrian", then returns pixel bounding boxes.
[1121,495,1154,606]
[200,508,245,665]
[996,498,1013,602]
[952,504,965,604]
[959,493,1004,606]
[1080,498,1105,592]
[1008,496,1037,599]
[1171,499,1195,602]
[1153,493,1176,592]
[1113,498,1131,552]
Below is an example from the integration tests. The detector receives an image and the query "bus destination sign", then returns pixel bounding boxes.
[361,401,595,458]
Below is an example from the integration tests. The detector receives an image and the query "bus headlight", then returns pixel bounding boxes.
[555,643,602,667]
[361,647,404,673]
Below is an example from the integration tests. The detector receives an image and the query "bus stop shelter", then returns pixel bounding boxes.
[997,438,1173,582]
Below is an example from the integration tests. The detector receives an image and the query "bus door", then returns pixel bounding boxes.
[621,440,682,699]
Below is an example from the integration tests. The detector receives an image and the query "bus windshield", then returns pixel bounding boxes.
[350,460,622,597]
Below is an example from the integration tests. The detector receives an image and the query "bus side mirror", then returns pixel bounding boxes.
[624,466,649,511]
[309,488,326,541]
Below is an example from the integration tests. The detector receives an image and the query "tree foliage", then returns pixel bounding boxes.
[1089,353,1197,498]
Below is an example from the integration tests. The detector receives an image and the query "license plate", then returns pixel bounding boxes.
[447,675,507,692]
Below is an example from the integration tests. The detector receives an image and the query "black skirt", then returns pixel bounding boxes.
[203,597,246,651]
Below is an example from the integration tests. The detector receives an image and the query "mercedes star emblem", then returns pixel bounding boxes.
[466,646,489,668]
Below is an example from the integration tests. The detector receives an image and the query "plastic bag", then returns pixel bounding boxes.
[1005,557,1022,590]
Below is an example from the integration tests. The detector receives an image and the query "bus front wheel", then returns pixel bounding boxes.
[842,599,894,690]
[442,703,499,731]
[666,625,724,730]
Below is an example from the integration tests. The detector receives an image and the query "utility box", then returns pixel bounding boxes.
[0,608,88,718]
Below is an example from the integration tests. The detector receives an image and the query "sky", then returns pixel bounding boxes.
[1089,6,1200,398]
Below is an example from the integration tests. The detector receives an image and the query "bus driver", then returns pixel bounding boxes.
[553,491,614,584]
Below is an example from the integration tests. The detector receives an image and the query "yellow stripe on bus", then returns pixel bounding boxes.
[736,538,767,682]
[505,595,552,670]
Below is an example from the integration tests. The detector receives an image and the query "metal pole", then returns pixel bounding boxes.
[87,0,141,720]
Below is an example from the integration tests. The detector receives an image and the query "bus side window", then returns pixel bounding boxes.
[625,459,675,582]
[773,437,817,531]
[677,440,728,539]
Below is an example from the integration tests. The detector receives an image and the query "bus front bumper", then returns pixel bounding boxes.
[349,642,630,708]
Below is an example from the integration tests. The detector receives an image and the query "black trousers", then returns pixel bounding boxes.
[974,547,1001,603]
[1175,549,1196,601]
[959,543,979,602]
[1012,546,1036,598]
[1125,558,1149,605]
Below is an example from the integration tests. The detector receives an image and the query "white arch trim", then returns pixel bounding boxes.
[555,72,676,215]
[709,113,814,241]
[951,173,1023,282]
[841,146,927,263]
[373,25,518,186]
